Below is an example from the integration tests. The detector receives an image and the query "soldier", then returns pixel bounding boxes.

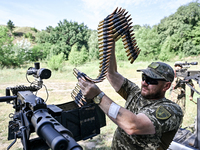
[78,43,183,149]
[171,61,195,115]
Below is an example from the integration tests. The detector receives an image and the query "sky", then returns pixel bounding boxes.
[0,0,196,31]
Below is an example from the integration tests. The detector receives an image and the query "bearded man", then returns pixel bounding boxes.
[78,43,183,150]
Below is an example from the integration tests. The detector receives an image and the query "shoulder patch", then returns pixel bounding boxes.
[156,106,171,120]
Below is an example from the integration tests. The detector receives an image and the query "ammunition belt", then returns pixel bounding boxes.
[71,7,141,107]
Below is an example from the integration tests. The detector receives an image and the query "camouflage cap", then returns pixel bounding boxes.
[137,62,174,82]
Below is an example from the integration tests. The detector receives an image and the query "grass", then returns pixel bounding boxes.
[0,59,199,150]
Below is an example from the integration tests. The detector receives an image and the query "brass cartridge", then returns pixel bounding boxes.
[112,18,126,30]
[99,49,112,55]
[99,55,111,60]
[99,58,110,67]
[99,17,114,27]
[71,92,84,105]
[130,50,140,64]
[122,35,135,43]
[123,10,128,16]
[98,27,113,34]
[123,39,136,46]
[98,42,113,49]
[122,32,135,39]
[73,71,78,78]
[113,25,128,39]
[124,40,136,49]
[99,46,112,52]
[99,61,110,69]
[119,9,126,15]
[99,52,111,58]
[111,7,119,15]
[99,63,109,71]
[98,32,113,39]
[99,51,111,57]
[98,38,113,45]
[98,34,113,41]
[99,13,114,24]
[98,15,125,30]
[71,94,81,107]
[126,51,132,57]
[99,57,110,64]
[114,34,122,42]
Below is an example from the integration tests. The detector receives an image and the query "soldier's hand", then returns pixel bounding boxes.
[189,95,193,101]
[78,77,101,99]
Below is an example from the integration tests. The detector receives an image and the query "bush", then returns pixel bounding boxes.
[23,32,34,41]
[68,44,89,66]
[31,27,38,32]
[47,53,64,71]
[28,44,45,61]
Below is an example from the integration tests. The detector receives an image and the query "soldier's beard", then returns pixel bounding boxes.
[141,87,163,100]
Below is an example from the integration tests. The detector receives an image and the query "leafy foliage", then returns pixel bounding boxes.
[35,20,89,59]
[47,53,65,71]
[115,38,128,61]
[7,20,15,33]
[135,26,161,61]
[156,1,200,58]
[68,43,89,66]
[0,26,15,68]
[88,30,99,60]
[2,1,200,68]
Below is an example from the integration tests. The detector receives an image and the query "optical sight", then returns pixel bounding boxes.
[27,62,51,79]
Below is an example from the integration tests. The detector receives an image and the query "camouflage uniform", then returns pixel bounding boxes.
[111,62,183,150]
[171,75,194,115]
[111,78,183,150]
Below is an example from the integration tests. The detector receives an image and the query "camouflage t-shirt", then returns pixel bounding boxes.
[111,78,183,150]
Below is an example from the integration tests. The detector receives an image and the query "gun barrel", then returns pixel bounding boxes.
[0,96,17,102]
[31,109,82,150]
[38,123,68,150]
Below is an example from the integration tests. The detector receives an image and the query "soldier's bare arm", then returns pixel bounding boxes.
[106,42,124,92]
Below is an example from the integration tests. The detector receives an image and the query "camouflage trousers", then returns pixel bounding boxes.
[171,88,186,115]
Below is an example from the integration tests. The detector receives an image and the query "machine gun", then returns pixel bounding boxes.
[175,61,200,96]
[0,63,106,150]
[168,61,200,150]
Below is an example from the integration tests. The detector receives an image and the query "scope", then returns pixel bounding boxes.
[27,62,51,79]
[175,61,198,66]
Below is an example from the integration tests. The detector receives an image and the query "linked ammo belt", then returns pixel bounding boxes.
[71,7,141,107]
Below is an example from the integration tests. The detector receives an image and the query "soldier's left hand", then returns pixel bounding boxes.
[78,78,101,99]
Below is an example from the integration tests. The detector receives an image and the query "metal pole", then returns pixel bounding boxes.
[197,98,200,149]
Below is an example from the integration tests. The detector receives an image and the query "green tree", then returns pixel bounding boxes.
[191,21,200,45]
[132,25,141,31]
[80,45,88,63]
[68,44,89,66]
[47,53,64,71]
[0,26,14,68]
[35,20,89,59]
[115,38,127,61]
[88,30,99,60]
[157,1,200,57]
[135,26,161,61]
[68,43,81,66]
[7,20,15,33]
